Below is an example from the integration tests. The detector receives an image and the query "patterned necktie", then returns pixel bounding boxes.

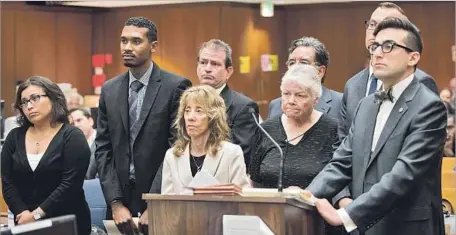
[374,88,394,103]
[368,74,378,95]
[128,80,144,180]
[128,80,144,130]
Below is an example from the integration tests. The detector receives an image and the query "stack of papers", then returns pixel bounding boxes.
[188,184,242,196]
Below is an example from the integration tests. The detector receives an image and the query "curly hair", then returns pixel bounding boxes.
[172,85,230,157]
[124,16,158,42]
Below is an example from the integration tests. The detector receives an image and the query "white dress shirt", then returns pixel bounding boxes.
[215,83,227,94]
[337,73,415,232]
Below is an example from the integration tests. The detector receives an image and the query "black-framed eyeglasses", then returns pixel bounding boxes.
[364,20,378,30]
[368,40,415,54]
[20,94,48,108]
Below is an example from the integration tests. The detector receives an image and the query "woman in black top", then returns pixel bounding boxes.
[1,76,91,235]
[250,64,338,190]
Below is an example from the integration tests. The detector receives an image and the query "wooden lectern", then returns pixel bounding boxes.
[143,194,325,235]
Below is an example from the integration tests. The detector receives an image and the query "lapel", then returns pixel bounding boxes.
[177,144,225,187]
[117,73,130,136]
[361,98,382,173]
[366,77,419,168]
[132,64,162,143]
[315,86,331,114]
[177,145,194,187]
[220,85,234,117]
[354,68,370,101]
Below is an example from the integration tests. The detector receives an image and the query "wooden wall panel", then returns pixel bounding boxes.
[14,10,56,81]
[1,2,93,117]
[56,12,93,95]
[158,4,220,83]
[1,10,16,116]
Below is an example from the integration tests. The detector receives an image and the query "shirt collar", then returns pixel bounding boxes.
[215,83,227,94]
[128,61,154,87]
[385,73,414,103]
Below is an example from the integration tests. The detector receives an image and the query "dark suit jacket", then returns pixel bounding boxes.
[308,78,447,235]
[85,141,97,179]
[1,124,91,235]
[220,85,259,168]
[267,86,343,120]
[95,63,191,212]
[338,68,438,141]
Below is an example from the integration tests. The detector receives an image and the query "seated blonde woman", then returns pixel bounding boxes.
[161,85,250,194]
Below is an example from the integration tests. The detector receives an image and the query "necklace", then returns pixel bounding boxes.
[35,141,41,154]
[192,155,205,172]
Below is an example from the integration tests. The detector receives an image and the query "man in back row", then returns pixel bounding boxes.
[196,39,259,168]
[268,37,342,121]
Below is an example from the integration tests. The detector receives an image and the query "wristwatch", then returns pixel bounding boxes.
[33,211,42,221]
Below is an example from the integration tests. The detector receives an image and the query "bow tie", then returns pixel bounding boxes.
[375,88,394,102]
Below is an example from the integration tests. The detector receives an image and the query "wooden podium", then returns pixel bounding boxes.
[143,194,325,235]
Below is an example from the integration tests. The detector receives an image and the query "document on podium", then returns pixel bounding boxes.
[188,169,220,188]
[223,215,274,235]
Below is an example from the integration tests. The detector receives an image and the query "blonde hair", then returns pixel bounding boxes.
[281,64,322,99]
[172,85,230,157]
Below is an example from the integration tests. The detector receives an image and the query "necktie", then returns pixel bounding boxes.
[374,88,394,103]
[368,74,378,96]
[129,80,144,129]
[128,80,144,180]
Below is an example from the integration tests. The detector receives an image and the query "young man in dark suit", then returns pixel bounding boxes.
[268,37,342,121]
[95,17,191,235]
[335,1,439,212]
[196,39,259,169]
[307,17,447,235]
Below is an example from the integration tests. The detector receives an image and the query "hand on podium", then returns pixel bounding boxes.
[302,190,343,226]
[138,210,149,235]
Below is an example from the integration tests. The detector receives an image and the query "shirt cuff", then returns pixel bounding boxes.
[336,208,357,233]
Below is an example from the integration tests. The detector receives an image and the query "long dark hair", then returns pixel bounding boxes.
[14,76,69,128]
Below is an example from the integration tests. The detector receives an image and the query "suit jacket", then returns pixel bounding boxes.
[95,63,191,212]
[161,141,251,194]
[220,85,259,169]
[307,77,447,235]
[85,141,97,179]
[1,124,91,235]
[267,86,343,120]
[338,68,438,141]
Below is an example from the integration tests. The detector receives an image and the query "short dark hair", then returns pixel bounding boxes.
[373,17,422,54]
[378,2,406,15]
[289,37,330,82]
[197,39,233,68]
[14,76,69,128]
[124,16,158,42]
[69,107,92,119]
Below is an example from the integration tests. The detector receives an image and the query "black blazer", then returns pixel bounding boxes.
[220,85,259,168]
[95,63,191,212]
[1,124,91,235]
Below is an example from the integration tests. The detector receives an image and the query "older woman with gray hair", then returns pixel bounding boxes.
[249,64,338,190]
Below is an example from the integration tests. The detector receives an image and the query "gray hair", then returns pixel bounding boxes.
[281,64,322,99]
[197,39,233,68]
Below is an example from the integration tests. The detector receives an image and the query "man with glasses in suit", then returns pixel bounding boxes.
[334,2,438,213]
